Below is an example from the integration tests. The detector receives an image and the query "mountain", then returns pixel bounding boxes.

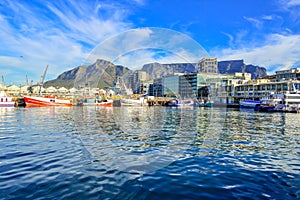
[217,60,267,78]
[141,62,196,80]
[44,59,267,89]
[141,59,267,79]
[44,59,132,89]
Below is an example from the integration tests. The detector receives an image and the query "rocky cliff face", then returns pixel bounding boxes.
[217,60,267,78]
[141,60,267,79]
[44,59,132,89]
[141,62,197,80]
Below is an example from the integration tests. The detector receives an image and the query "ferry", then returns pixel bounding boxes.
[282,92,300,112]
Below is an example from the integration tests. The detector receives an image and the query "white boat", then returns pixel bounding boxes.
[120,97,148,106]
[0,91,15,107]
[24,95,72,107]
[282,92,300,112]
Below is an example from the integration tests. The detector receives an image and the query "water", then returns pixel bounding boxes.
[0,106,299,199]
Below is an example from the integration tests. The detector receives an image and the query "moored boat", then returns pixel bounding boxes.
[0,91,15,107]
[197,99,213,107]
[239,99,260,108]
[120,98,148,106]
[83,99,113,106]
[254,94,283,112]
[24,95,72,107]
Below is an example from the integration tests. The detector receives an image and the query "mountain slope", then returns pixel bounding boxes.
[44,59,132,89]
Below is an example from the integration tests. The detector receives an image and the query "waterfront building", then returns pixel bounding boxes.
[7,85,20,96]
[129,70,148,94]
[46,86,58,94]
[180,73,197,98]
[139,80,153,95]
[162,74,180,97]
[152,78,163,97]
[197,57,218,73]
[231,68,300,101]
[275,68,300,81]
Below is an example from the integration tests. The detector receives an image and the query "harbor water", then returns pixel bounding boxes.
[0,106,299,199]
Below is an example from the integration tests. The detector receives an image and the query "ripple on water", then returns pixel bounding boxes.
[0,107,299,199]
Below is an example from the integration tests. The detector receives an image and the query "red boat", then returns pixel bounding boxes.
[24,95,72,107]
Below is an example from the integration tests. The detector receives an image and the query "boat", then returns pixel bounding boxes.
[281,91,300,113]
[254,94,283,112]
[24,95,72,107]
[83,98,113,106]
[197,99,213,107]
[239,99,260,108]
[164,99,195,107]
[0,91,15,107]
[198,100,213,107]
[120,97,148,106]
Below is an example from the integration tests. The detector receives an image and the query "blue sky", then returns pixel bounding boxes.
[1,0,300,84]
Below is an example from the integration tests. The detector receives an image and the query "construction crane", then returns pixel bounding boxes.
[38,65,48,96]
[26,75,29,86]
[1,76,5,90]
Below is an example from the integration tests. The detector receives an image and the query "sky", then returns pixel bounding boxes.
[1,0,300,85]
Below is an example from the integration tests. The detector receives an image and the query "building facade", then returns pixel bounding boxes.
[129,70,148,94]
[197,57,218,73]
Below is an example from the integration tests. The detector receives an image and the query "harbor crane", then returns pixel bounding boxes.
[38,65,48,96]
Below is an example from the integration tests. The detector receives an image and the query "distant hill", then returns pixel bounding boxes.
[44,59,267,89]
[44,59,132,89]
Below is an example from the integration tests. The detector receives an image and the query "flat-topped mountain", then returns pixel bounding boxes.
[44,59,267,89]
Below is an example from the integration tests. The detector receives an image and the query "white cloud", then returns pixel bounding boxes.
[212,33,300,73]
[244,17,263,29]
[0,0,133,83]
[285,0,300,7]
[86,28,208,69]
[278,0,300,22]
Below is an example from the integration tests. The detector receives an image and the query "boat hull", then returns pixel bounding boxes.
[198,102,213,107]
[239,100,260,108]
[0,102,15,107]
[120,98,147,106]
[24,96,72,107]
[0,96,15,107]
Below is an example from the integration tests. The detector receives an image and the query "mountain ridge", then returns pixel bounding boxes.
[44,59,267,89]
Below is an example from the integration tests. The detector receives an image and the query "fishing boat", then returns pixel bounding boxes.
[239,99,260,108]
[83,98,113,106]
[24,95,72,107]
[0,91,15,107]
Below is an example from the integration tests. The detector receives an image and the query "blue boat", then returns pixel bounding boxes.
[239,99,260,108]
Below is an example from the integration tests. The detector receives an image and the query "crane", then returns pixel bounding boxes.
[38,65,48,96]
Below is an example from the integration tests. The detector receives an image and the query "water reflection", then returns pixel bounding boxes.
[1,106,300,199]
[74,106,300,176]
